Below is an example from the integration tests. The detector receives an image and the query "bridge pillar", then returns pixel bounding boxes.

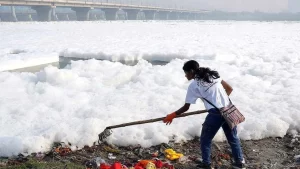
[189,13,196,20]
[32,6,52,21]
[196,13,202,20]
[143,10,156,20]
[177,13,182,20]
[102,8,118,20]
[51,7,58,21]
[168,11,179,20]
[123,9,139,20]
[179,13,189,20]
[89,13,98,20]
[57,13,70,21]
[89,9,104,20]
[72,7,90,21]
[159,11,170,20]
[196,13,203,20]
[28,14,33,21]
[188,13,193,20]
[11,6,18,22]
[192,13,197,20]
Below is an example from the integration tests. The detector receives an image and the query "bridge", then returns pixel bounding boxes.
[0,0,208,21]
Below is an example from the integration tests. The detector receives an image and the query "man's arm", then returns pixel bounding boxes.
[221,80,233,96]
[175,103,190,115]
[163,103,190,125]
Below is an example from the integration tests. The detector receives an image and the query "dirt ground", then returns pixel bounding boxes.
[1,134,299,169]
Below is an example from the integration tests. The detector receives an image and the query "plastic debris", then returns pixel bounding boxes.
[95,157,106,167]
[145,162,156,169]
[110,162,123,169]
[153,159,163,168]
[161,163,175,169]
[108,153,117,160]
[133,159,164,169]
[100,163,111,169]
[164,148,183,161]
[151,151,159,157]
[135,160,153,168]
[54,147,72,156]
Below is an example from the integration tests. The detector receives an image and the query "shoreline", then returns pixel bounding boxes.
[6,62,59,73]
[0,134,299,168]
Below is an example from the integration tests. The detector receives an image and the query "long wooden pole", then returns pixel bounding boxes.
[106,110,207,129]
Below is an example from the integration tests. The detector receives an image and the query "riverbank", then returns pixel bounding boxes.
[1,134,299,169]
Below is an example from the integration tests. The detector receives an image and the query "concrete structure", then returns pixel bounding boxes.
[0,0,208,21]
[143,10,157,20]
[31,6,52,21]
[123,8,140,20]
[10,6,18,21]
[156,11,167,20]
[102,8,119,20]
[89,9,105,20]
[168,11,179,20]
[72,7,91,21]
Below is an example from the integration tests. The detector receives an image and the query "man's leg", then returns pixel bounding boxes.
[222,123,244,163]
[200,110,224,164]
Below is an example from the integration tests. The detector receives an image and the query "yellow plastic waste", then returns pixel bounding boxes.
[164,148,184,160]
[146,162,156,169]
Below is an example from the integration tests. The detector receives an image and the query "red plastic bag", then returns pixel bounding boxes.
[154,159,163,168]
[100,163,111,169]
[110,162,122,169]
[162,163,174,169]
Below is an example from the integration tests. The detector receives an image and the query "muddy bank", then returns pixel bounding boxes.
[1,134,299,169]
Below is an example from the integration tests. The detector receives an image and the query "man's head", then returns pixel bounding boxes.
[183,60,199,80]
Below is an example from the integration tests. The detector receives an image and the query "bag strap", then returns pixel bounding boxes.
[202,98,219,109]
[201,79,232,109]
[202,97,232,110]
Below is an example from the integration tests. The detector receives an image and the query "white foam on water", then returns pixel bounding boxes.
[0,21,299,156]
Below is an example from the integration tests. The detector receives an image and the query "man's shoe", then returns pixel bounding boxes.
[196,161,212,169]
[232,162,246,169]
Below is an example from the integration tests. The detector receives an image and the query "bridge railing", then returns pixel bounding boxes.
[0,0,206,13]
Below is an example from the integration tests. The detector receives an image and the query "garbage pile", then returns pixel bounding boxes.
[3,135,299,168]
[0,140,236,169]
[84,143,189,169]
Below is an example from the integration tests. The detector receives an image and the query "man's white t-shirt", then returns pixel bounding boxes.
[185,78,230,110]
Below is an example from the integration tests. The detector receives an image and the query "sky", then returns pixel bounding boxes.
[288,0,300,13]
[204,0,287,12]
[127,0,289,12]
[172,0,288,12]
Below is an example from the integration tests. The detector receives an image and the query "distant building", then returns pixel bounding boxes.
[288,0,300,13]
